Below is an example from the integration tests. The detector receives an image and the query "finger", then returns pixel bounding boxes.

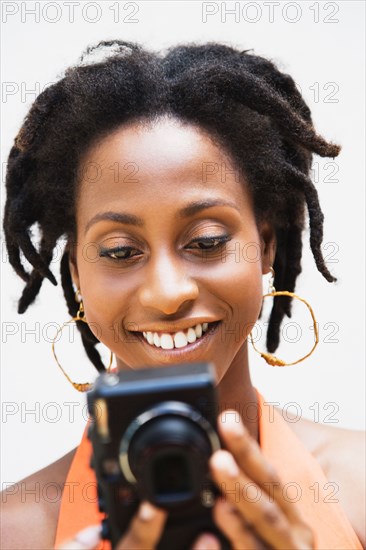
[217,410,302,522]
[116,500,168,550]
[213,498,269,550]
[210,450,304,549]
[191,532,221,550]
[56,525,101,549]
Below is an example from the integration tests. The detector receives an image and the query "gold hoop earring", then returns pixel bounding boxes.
[51,290,114,392]
[249,267,319,366]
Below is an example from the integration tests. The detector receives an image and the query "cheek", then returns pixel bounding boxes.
[215,255,263,340]
[76,260,130,344]
[235,262,263,319]
[236,282,263,341]
[213,245,263,306]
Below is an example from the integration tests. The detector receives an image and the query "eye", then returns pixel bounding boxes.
[187,235,231,251]
[99,246,141,261]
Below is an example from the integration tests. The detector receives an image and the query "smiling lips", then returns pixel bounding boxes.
[141,321,210,350]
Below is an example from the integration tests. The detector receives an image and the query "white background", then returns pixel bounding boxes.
[1,1,365,485]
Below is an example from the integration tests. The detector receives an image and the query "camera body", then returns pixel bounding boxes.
[87,362,232,549]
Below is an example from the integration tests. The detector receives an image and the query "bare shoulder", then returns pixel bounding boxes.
[279,408,366,548]
[0,448,77,550]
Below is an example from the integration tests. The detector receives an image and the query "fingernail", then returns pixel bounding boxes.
[193,533,220,550]
[75,525,101,547]
[212,450,240,477]
[139,500,157,521]
[221,411,245,435]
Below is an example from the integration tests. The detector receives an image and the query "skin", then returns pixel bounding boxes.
[1,115,364,549]
[69,114,275,444]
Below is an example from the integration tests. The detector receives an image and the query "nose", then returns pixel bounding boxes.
[138,252,199,315]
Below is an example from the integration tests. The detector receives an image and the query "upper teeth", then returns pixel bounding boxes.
[142,322,209,350]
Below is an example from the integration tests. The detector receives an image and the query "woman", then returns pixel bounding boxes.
[1,40,364,549]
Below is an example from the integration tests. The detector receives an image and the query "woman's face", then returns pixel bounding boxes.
[69,116,275,384]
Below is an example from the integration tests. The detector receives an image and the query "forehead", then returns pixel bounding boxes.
[76,116,253,219]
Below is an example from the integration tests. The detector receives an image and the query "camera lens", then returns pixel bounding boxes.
[154,452,189,495]
[119,402,219,508]
[129,415,211,506]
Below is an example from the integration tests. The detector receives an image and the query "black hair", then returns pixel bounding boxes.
[3,40,340,372]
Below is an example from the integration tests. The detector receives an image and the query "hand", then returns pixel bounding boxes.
[207,410,316,549]
[56,500,220,550]
[56,501,166,549]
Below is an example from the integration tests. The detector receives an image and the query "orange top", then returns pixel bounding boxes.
[54,390,363,549]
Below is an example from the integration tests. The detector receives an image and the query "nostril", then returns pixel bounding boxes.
[137,278,199,314]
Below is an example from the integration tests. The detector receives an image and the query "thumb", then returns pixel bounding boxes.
[56,525,102,549]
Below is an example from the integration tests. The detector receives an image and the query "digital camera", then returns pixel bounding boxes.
[87,362,232,549]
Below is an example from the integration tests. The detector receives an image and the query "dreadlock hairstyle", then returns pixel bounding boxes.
[3,40,340,372]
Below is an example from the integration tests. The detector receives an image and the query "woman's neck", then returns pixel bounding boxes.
[216,341,259,444]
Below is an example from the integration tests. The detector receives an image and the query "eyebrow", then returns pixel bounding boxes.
[84,199,240,235]
[85,211,144,234]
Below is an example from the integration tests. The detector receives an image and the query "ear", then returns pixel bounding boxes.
[259,221,276,274]
[66,238,80,291]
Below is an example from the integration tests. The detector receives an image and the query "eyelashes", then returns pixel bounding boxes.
[188,234,231,251]
[99,234,231,262]
[99,246,140,261]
